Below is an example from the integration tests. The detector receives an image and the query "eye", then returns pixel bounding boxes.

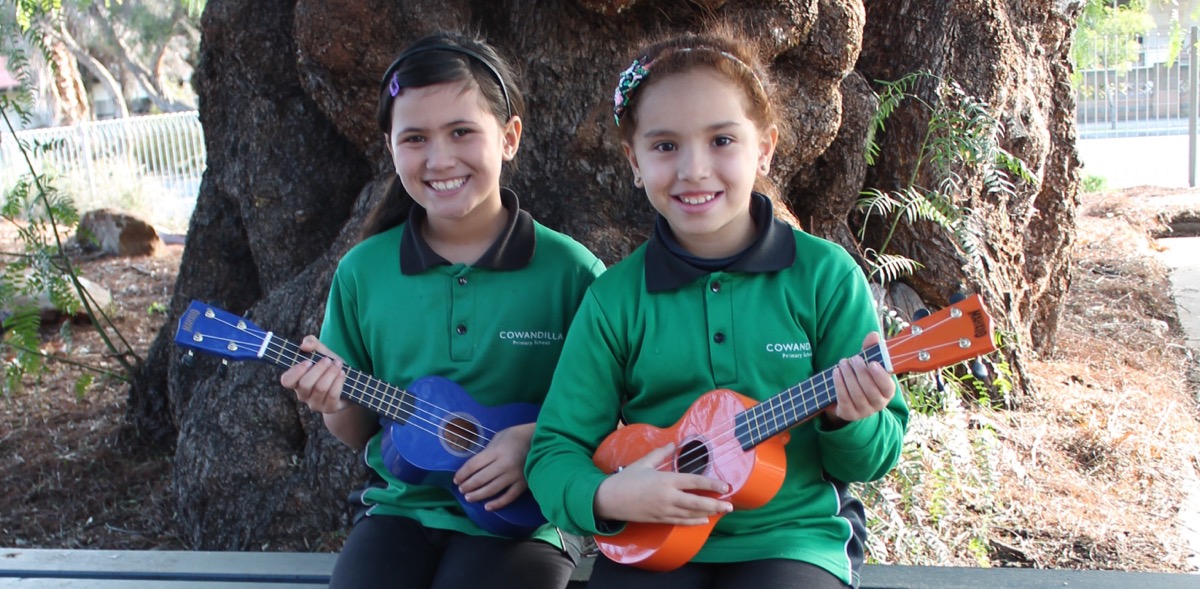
[652,141,677,153]
[399,134,425,145]
[713,135,734,147]
[452,127,475,138]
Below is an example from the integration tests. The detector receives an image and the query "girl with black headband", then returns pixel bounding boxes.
[526,26,908,589]
[280,32,603,589]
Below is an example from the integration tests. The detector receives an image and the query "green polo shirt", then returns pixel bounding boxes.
[320,190,604,543]
[527,196,908,584]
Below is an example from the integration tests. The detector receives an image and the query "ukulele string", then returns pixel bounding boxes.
[246,327,505,447]
[878,310,962,353]
[338,362,490,454]
[264,340,495,455]
[661,335,963,477]
[656,366,841,477]
[196,315,494,454]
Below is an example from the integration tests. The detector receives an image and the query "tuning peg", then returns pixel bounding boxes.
[970,358,988,381]
[217,359,229,378]
[912,308,930,321]
[949,292,967,304]
[180,350,194,368]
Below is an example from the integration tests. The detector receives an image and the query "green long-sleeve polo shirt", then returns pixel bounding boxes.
[527,215,908,585]
[321,191,603,543]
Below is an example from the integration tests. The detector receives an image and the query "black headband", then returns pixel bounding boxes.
[380,44,514,120]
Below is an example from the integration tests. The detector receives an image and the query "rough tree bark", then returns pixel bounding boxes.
[127,0,1082,548]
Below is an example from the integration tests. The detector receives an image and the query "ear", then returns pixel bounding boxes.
[501,115,523,161]
[757,124,780,176]
[622,141,642,183]
[383,133,394,158]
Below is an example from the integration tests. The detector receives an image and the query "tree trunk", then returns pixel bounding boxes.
[41,35,90,125]
[52,23,129,119]
[127,0,1082,549]
[849,0,1083,394]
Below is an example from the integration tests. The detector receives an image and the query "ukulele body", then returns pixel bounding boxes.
[379,375,546,537]
[592,387,789,571]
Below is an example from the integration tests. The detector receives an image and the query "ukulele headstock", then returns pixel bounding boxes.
[174,300,268,362]
[885,294,997,375]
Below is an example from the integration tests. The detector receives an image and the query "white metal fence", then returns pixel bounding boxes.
[1072,27,1200,188]
[1073,30,1194,139]
[0,111,205,229]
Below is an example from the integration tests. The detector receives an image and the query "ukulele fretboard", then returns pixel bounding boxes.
[733,344,886,449]
[263,335,417,426]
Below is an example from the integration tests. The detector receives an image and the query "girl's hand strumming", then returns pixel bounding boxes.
[455,423,536,512]
[594,442,733,526]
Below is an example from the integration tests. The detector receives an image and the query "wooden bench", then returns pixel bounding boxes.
[0,548,1195,588]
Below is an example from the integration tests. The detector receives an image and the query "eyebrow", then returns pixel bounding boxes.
[639,120,743,139]
[395,119,481,135]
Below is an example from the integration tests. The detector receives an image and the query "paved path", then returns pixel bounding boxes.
[1154,234,1200,571]
[1161,236,1200,348]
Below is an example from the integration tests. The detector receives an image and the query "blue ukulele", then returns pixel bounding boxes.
[173,300,547,538]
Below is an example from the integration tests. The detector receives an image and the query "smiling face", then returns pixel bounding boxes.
[385,80,521,234]
[623,68,778,259]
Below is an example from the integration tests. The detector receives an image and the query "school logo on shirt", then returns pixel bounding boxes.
[765,341,812,360]
[498,329,564,347]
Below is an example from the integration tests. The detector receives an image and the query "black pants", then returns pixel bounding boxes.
[588,556,850,589]
[329,514,577,589]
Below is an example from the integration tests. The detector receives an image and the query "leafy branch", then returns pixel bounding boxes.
[857,71,1036,286]
[0,4,144,395]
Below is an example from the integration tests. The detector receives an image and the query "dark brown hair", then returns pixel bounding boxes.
[362,32,526,239]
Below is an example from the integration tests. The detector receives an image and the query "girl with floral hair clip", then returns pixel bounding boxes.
[526,26,908,589]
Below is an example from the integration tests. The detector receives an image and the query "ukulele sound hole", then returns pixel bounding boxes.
[675,439,711,475]
[442,414,482,457]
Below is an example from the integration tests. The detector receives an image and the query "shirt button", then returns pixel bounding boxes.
[710,281,721,293]
[458,277,468,286]
[713,332,725,344]
[456,324,467,335]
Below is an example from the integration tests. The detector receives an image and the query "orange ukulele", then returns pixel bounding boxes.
[592,294,997,571]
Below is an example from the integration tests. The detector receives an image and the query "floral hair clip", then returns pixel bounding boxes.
[613,58,652,127]
[612,48,768,128]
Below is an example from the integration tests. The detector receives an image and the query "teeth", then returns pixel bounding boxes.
[429,177,467,191]
[679,193,716,205]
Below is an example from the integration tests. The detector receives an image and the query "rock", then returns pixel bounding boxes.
[74,209,163,257]
[2,272,114,325]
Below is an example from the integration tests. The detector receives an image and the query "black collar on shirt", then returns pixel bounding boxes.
[399,188,536,274]
[644,193,796,293]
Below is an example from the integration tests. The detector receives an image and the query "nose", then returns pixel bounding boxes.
[677,147,711,182]
[425,138,456,170]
